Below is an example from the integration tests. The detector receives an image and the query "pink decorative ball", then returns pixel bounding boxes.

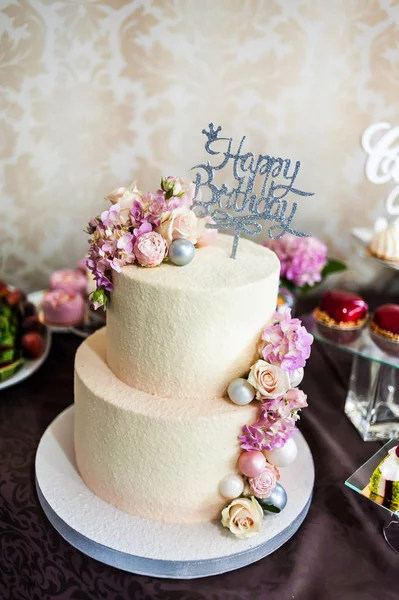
[238,451,267,478]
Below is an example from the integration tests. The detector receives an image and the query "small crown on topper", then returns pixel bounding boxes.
[202,123,222,142]
[191,123,313,259]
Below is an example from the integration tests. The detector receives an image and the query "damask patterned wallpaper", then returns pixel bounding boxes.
[1,0,398,290]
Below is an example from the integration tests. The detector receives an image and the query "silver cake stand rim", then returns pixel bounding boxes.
[35,405,314,579]
[36,478,312,578]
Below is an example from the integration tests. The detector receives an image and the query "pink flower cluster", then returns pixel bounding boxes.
[239,309,313,451]
[263,233,327,288]
[86,177,215,308]
[260,309,313,372]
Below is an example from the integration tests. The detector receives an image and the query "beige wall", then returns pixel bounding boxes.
[1,0,398,290]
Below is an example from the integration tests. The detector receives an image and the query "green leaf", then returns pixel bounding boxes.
[297,283,313,296]
[256,498,282,513]
[263,504,281,514]
[295,258,347,296]
[321,259,347,278]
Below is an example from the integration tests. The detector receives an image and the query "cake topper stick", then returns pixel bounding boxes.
[190,123,313,258]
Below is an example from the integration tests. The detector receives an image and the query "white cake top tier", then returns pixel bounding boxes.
[106,234,280,399]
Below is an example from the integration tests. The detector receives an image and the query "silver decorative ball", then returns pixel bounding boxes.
[218,473,244,499]
[261,483,287,513]
[227,378,255,405]
[168,239,195,266]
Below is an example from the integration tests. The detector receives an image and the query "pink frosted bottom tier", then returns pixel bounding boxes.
[43,289,85,325]
[74,328,258,523]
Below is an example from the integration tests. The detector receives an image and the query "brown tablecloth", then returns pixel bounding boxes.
[1,328,398,600]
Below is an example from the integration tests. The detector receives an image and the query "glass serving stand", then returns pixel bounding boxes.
[346,439,399,553]
[303,315,399,442]
[351,227,399,273]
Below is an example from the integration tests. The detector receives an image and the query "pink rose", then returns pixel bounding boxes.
[133,232,167,267]
[196,216,218,247]
[248,463,280,499]
[156,207,197,245]
[285,388,308,410]
[247,360,291,400]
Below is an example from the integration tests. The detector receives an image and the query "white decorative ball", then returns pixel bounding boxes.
[263,438,298,467]
[227,378,255,405]
[290,368,304,388]
[168,239,195,266]
[219,473,244,499]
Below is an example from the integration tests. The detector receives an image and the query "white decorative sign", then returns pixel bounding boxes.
[361,122,399,216]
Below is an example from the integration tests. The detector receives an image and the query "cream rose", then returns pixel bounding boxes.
[106,181,143,210]
[156,207,197,245]
[221,496,264,539]
[247,360,291,400]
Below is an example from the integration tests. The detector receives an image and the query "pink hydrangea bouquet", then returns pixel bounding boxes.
[239,308,313,453]
[86,176,216,309]
[263,234,346,294]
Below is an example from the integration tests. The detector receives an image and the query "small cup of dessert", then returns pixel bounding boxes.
[313,289,368,344]
[42,289,85,327]
[369,304,399,358]
[49,269,88,296]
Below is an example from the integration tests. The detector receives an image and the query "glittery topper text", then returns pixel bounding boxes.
[190,123,313,258]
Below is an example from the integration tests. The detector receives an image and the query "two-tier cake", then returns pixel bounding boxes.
[74,176,313,538]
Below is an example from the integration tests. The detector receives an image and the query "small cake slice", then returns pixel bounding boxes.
[42,289,85,326]
[49,269,87,296]
[368,446,399,512]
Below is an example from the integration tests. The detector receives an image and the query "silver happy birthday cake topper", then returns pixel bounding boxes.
[190,123,313,258]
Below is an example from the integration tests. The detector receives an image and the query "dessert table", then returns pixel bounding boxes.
[1,300,399,600]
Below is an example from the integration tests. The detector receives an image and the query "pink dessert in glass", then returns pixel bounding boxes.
[42,289,85,326]
[49,269,87,296]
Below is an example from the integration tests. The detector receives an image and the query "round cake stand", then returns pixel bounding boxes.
[35,406,314,579]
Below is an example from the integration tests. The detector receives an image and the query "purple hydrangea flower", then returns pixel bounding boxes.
[238,412,298,452]
[260,309,313,371]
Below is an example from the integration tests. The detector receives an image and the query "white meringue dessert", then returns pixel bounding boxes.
[368,218,399,262]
